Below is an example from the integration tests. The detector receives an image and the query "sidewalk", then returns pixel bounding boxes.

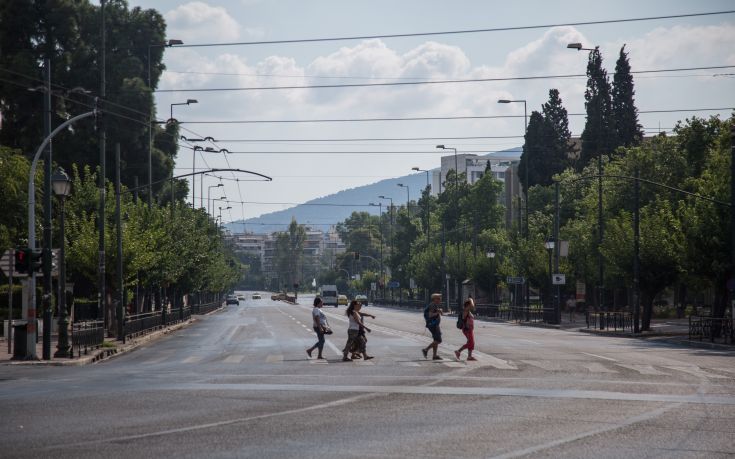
[0,318,196,366]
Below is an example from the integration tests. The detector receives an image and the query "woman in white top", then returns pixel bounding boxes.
[342,300,372,361]
[306,297,328,359]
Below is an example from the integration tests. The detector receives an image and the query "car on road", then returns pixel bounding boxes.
[355,294,368,306]
[252,293,262,300]
[237,294,246,301]
[226,295,239,305]
[337,294,348,306]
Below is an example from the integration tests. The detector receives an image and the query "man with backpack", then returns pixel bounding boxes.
[422,293,444,360]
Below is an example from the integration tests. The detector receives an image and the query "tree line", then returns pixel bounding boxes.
[0,1,241,318]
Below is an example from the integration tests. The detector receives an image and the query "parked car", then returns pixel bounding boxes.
[338,294,348,306]
[226,295,239,305]
[355,294,368,306]
[237,294,246,301]
[252,293,262,300]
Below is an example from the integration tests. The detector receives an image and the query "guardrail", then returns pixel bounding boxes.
[587,312,633,331]
[72,320,104,357]
[689,316,733,344]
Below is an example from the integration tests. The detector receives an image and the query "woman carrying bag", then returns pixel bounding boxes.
[454,298,477,361]
[306,297,330,359]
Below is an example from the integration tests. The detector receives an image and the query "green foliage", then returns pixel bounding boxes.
[580,47,615,169]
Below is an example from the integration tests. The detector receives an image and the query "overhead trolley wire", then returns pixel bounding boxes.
[171,11,735,48]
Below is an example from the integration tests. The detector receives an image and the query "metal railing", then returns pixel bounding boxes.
[191,301,220,315]
[587,312,633,331]
[72,320,104,357]
[689,316,733,344]
[123,311,163,343]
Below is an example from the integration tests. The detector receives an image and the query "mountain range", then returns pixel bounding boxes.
[225,148,521,234]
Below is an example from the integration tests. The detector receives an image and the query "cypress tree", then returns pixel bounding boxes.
[612,44,644,149]
[580,47,614,170]
[542,89,574,175]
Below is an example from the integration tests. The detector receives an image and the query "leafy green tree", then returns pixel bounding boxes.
[0,148,34,258]
[612,45,643,149]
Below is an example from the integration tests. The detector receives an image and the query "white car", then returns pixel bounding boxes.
[355,294,368,306]
[252,293,262,300]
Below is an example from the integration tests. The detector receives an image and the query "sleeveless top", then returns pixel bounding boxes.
[348,312,361,330]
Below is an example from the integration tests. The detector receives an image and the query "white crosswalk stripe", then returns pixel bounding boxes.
[522,360,564,371]
[223,354,245,364]
[181,356,204,364]
[616,364,669,375]
[665,366,731,379]
[265,354,283,363]
[581,362,619,373]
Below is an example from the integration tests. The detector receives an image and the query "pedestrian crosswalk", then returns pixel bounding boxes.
[132,350,733,380]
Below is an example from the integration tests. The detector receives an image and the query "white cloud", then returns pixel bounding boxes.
[165,2,241,43]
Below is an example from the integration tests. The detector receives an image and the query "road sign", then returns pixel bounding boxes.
[387,280,400,288]
[371,282,377,291]
[552,274,566,285]
[506,276,525,285]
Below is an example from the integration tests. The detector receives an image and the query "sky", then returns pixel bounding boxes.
[132,0,735,225]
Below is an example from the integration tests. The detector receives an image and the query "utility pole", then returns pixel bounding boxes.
[99,0,107,332]
[42,58,53,360]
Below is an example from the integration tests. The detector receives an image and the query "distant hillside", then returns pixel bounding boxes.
[225,172,430,234]
[225,148,521,234]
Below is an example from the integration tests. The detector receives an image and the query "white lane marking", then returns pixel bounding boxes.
[665,366,730,379]
[45,392,377,449]
[309,359,328,364]
[443,362,465,368]
[582,352,618,362]
[353,360,375,366]
[581,362,618,374]
[399,361,421,367]
[141,355,171,365]
[517,339,541,345]
[489,403,682,459]
[521,360,564,371]
[324,339,343,357]
[173,383,735,405]
[181,356,204,364]
[223,354,245,364]
[616,364,669,376]
[265,354,283,363]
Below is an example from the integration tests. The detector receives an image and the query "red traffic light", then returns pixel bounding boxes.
[14,248,29,274]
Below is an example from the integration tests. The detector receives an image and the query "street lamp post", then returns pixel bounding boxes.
[497,99,529,313]
[436,145,460,304]
[369,202,384,298]
[486,248,496,304]
[168,99,197,209]
[545,238,555,319]
[147,39,183,208]
[207,183,223,216]
[412,167,431,247]
[52,168,72,358]
[378,195,393,299]
[397,184,411,297]
[568,42,605,311]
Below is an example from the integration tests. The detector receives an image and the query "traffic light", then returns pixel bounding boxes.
[354,251,360,260]
[29,248,43,273]
[14,248,29,274]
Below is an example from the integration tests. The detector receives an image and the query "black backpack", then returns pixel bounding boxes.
[456,311,464,329]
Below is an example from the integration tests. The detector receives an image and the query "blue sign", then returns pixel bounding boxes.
[506,276,525,285]
[387,281,400,288]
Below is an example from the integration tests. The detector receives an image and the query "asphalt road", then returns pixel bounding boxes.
[1,292,734,458]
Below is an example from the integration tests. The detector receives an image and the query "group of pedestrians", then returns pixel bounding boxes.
[307,292,476,362]
[421,293,476,361]
[306,297,375,361]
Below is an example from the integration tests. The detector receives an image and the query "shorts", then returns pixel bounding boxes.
[427,324,442,343]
